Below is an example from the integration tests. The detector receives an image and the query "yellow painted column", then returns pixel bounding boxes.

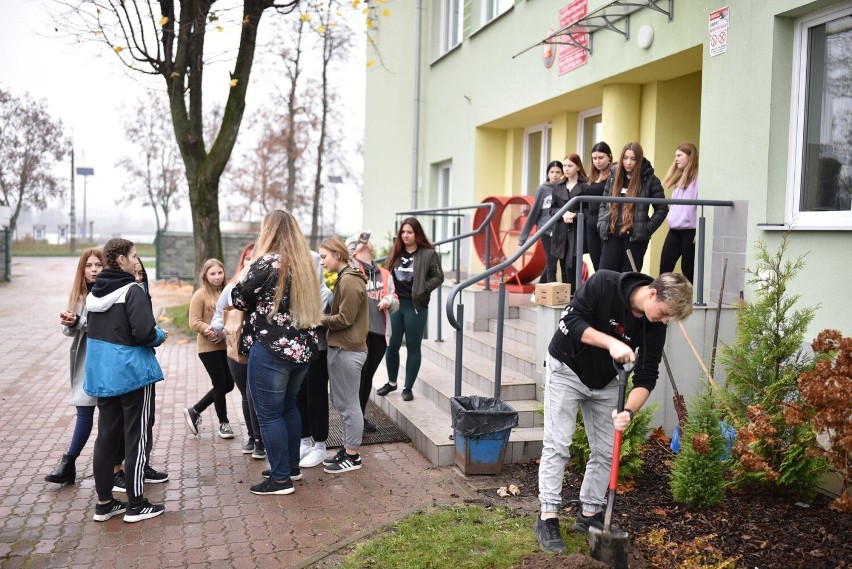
[601,84,641,152]
[551,112,579,161]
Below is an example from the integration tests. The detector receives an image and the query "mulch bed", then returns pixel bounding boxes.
[504,438,852,568]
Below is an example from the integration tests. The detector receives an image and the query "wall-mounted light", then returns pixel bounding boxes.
[637,25,654,49]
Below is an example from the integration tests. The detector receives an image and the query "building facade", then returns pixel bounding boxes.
[363,0,852,338]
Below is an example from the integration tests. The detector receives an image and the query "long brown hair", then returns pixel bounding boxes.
[609,142,645,235]
[563,153,588,182]
[589,141,613,183]
[252,210,322,329]
[661,143,699,190]
[68,249,104,311]
[386,217,434,269]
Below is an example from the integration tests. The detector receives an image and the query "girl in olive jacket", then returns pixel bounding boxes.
[377,217,444,402]
[597,142,668,272]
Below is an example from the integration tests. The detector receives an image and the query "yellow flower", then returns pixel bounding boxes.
[382,8,390,16]
[300,13,311,21]
[317,25,327,33]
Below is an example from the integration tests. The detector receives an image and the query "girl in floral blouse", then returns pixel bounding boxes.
[232,210,323,496]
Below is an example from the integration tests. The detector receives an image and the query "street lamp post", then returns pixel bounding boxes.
[75,167,94,243]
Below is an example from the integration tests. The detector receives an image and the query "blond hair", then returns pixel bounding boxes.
[319,236,350,266]
[661,143,699,190]
[198,258,226,304]
[253,210,323,329]
[649,272,694,321]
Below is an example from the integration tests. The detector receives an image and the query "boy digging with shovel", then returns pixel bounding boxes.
[534,270,693,554]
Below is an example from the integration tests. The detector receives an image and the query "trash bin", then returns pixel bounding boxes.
[451,396,519,475]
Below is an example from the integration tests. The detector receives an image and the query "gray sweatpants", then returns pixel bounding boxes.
[328,347,368,451]
[538,354,619,515]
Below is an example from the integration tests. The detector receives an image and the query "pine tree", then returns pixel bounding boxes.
[670,388,727,509]
[719,235,828,497]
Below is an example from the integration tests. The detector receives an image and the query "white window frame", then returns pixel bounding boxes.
[436,161,453,245]
[440,0,463,55]
[481,0,512,26]
[578,107,603,168]
[522,123,553,196]
[786,2,852,230]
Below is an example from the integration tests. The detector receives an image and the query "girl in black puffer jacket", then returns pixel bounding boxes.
[597,142,668,272]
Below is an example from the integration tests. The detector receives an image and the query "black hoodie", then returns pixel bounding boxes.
[597,159,668,242]
[548,270,666,392]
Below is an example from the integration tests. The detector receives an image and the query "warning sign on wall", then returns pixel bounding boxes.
[558,0,588,75]
[709,6,729,57]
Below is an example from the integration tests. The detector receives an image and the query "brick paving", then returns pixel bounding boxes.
[0,257,475,568]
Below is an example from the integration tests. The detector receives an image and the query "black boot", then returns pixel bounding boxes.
[44,454,76,485]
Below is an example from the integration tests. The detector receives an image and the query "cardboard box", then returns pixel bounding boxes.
[534,283,571,306]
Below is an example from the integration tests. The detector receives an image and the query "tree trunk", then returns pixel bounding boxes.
[285,19,305,211]
[187,166,223,269]
[310,26,331,250]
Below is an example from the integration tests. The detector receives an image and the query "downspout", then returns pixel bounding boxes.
[411,0,422,209]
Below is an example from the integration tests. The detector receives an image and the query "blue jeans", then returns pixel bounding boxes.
[247,343,310,481]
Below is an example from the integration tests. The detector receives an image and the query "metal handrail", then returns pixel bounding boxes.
[445,195,735,398]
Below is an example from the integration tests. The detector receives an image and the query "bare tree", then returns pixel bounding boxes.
[52,0,300,275]
[117,95,186,232]
[0,89,66,236]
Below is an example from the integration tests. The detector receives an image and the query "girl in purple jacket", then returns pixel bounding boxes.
[659,143,699,283]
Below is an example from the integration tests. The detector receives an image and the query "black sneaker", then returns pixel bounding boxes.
[262,468,301,481]
[183,407,201,435]
[251,477,295,495]
[572,512,605,534]
[144,466,169,484]
[363,418,377,432]
[93,499,127,522]
[242,439,255,454]
[251,441,267,460]
[401,389,414,401]
[112,470,126,493]
[376,383,397,396]
[123,499,165,523]
[323,451,362,474]
[323,448,347,466]
[218,423,234,439]
[534,517,566,554]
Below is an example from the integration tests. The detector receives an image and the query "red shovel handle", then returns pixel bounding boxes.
[608,430,623,491]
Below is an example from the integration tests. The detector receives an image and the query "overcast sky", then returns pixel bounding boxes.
[2,0,365,240]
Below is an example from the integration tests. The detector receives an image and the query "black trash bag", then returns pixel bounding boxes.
[451,396,519,437]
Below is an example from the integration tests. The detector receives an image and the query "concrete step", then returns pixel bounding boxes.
[462,329,538,379]
[411,355,542,428]
[488,316,537,345]
[420,339,538,401]
[370,379,543,467]
[517,305,537,324]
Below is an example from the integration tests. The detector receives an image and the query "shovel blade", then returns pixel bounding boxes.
[588,526,630,569]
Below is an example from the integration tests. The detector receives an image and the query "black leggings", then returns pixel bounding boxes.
[599,236,649,272]
[228,357,261,443]
[359,332,388,412]
[297,349,329,442]
[194,350,235,423]
[659,228,696,283]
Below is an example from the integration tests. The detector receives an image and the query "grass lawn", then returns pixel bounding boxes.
[12,240,156,257]
[338,505,587,569]
[159,303,193,338]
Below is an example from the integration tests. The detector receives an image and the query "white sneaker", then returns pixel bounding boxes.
[299,438,313,459]
[299,446,327,468]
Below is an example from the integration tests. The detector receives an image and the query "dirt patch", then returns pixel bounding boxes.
[150,279,193,315]
[502,440,852,568]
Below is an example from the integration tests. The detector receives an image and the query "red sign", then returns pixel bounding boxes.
[558,0,588,75]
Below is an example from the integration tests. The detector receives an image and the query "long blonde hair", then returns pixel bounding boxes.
[68,249,104,311]
[661,143,699,190]
[198,258,226,304]
[253,210,323,329]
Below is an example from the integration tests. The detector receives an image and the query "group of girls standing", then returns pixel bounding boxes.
[521,140,699,288]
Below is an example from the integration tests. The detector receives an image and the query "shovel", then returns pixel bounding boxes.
[588,360,633,568]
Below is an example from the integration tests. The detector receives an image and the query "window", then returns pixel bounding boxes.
[788,3,852,229]
[482,0,512,25]
[523,123,552,196]
[578,108,603,168]
[436,162,452,243]
[440,0,463,54]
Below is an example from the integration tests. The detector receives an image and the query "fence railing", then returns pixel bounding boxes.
[445,195,736,399]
